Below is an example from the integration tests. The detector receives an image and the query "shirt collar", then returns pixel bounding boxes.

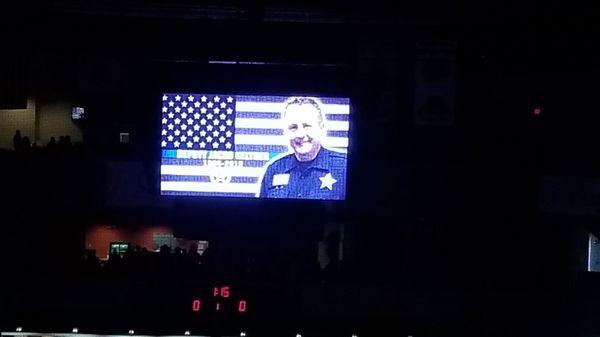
[283,147,329,173]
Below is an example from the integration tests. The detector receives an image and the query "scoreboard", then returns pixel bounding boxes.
[189,285,248,314]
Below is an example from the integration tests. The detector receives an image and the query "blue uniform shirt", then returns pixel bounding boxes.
[259,147,347,200]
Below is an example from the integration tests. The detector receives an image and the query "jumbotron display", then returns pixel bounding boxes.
[160,93,350,200]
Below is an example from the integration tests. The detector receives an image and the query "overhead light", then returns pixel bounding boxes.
[240,332,246,337]
[16,327,23,332]
[296,334,302,337]
[129,330,135,335]
[209,60,237,65]
[352,334,358,337]
[184,331,190,336]
[73,328,79,333]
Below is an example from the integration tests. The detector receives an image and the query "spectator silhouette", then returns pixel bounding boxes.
[13,130,22,150]
[58,136,66,149]
[83,249,100,273]
[173,246,184,273]
[159,244,171,255]
[184,243,201,276]
[72,141,84,154]
[58,136,72,150]
[122,246,134,270]
[106,249,122,272]
[158,244,173,272]
[47,137,57,150]
[200,245,216,275]
[21,136,31,150]
[140,247,152,273]
[322,232,341,283]
[187,244,201,266]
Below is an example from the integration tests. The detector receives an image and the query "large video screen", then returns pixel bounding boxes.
[160,94,350,200]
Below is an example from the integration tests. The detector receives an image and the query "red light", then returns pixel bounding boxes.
[214,286,230,298]
[192,300,201,312]
[238,300,247,313]
[533,107,541,115]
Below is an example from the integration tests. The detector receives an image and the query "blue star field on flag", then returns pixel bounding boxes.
[161,94,236,151]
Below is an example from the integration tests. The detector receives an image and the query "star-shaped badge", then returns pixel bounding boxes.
[319,172,337,190]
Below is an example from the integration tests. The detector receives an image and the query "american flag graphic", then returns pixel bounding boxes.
[160,94,350,198]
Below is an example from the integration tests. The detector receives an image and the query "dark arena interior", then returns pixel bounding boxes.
[2,1,600,336]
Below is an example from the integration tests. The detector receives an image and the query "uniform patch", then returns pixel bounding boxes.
[272,173,290,186]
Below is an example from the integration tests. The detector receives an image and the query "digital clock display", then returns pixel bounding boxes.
[190,285,248,314]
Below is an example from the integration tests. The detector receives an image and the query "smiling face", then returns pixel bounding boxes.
[283,102,325,161]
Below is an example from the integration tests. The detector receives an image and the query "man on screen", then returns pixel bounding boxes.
[259,97,347,200]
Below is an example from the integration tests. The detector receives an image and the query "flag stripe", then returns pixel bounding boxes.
[236,111,281,119]
[330,147,348,153]
[161,165,265,177]
[234,144,289,153]
[323,138,349,148]
[236,112,350,121]
[243,160,270,167]
[320,97,350,105]
[236,128,284,136]
[162,175,210,182]
[162,158,268,167]
[173,150,271,161]
[235,118,349,131]
[162,158,203,165]
[236,101,349,114]
[236,95,350,106]
[327,130,349,138]
[235,134,289,146]
[325,114,350,121]
[161,181,259,193]
[235,134,349,148]
[239,128,347,137]
[162,190,257,198]
[161,175,259,184]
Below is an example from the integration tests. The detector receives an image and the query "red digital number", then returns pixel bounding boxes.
[192,299,201,312]
[238,300,247,313]
[213,286,230,298]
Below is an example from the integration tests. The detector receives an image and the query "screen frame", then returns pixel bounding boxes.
[157,91,354,204]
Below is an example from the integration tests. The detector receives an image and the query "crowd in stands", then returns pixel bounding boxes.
[80,243,348,284]
[12,129,83,152]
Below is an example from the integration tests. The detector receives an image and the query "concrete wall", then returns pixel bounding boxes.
[0,98,35,149]
[0,99,83,149]
[86,224,173,259]
[36,100,83,145]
